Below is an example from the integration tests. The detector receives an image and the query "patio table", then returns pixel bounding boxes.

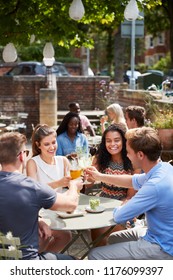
[40,194,121,259]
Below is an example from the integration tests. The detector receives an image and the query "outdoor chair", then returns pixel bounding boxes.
[0,236,22,260]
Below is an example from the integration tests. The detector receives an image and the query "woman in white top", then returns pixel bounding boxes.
[26,124,72,253]
[100,103,127,134]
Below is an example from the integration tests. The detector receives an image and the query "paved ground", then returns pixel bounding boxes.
[66,230,91,260]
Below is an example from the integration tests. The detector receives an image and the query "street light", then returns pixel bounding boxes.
[69,0,85,21]
[2,43,17,63]
[124,0,139,90]
[43,42,55,88]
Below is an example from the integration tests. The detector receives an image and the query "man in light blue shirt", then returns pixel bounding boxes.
[87,127,173,260]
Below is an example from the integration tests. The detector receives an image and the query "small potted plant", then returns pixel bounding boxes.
[150,109,173,150]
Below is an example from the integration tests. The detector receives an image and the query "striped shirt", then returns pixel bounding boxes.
[100,161,132,200]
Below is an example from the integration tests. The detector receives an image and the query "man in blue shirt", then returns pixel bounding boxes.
[87,127,173,260]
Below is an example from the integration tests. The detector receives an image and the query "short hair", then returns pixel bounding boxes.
[68,102,79,109]
[31,124,56,156]
[0,132,27,164]
[125,106,146,127]
[125,127,162,161]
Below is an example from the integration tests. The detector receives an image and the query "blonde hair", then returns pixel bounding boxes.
[107,103,126,124]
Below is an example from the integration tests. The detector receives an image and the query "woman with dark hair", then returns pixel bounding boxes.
[87,124,136,245]
[92,124,134,199]
[56,112,89,157]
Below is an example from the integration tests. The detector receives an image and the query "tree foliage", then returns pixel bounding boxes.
[0,0,161,47]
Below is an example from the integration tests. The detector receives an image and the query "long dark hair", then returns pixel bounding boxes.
[56,112,83,136]
[96,124,133,172]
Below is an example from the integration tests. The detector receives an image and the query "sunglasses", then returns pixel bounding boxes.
[17,150,30,157]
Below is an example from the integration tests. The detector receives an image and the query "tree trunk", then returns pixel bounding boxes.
[114,26,126,83]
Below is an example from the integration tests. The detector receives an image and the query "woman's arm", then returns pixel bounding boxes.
[26,158,38,180]
[45,157,71,189]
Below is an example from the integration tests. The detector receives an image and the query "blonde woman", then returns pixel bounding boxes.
[100,103,127,133]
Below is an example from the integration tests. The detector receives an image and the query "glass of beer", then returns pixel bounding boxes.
[70,158,82,180]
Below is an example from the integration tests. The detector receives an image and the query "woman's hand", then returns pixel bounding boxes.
[57,176,71,187]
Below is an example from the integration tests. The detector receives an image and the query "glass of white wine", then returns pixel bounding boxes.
[78,155,92,184]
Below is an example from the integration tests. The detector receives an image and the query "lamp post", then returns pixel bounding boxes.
[2,43,17,63]
[124,0,139,90]
[43,42,55,88]
[40,42,57,128]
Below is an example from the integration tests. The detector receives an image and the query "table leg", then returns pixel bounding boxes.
[80,225,116,259]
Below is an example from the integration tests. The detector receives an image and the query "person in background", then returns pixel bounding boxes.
[87,127,173,260]
[26,124,72,253]
[69,102,95,136]
[86,124,136,246]
[56,112,89,157]
[125,105,146,129]
[100,103,127,134]
[0,132,81,260]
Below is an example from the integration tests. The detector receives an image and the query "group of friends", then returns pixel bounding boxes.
[0,102,173,260]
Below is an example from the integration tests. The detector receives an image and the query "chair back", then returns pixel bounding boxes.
[0,236,22,259]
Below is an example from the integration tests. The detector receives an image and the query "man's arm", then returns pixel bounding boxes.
[87,125,95,136]
[86,166,133,188]
[49,179,82,212]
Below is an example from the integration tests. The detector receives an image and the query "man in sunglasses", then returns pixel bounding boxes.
[0,132,81,260]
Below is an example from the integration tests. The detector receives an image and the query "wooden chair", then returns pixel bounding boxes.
[0,236,22,260]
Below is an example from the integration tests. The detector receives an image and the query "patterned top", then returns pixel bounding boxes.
[100,161,132,200]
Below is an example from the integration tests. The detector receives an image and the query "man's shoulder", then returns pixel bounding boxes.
[79,114,89,120]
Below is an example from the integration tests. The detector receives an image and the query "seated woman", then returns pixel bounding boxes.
[26,124,72,253]
[100,103,127,134]
[86,124,137,246]
[56,112,89,157]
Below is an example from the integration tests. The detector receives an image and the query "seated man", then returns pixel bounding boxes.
[69,102,95,136]
[0,132,82,260]
[125,105,146,129]
[87,127,173,260]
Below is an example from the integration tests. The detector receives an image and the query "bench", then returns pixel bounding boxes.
[57,110,104,126]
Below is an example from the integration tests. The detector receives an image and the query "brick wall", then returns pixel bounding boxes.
[0,76,110,136]
[1,75,171,138]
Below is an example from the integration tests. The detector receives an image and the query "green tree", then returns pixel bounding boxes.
[1,1,172,71]
[0,1,161,47]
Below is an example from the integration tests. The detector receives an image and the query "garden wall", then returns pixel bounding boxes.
[1,75,172,137]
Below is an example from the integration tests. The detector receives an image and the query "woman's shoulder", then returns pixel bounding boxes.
[57,131,66,138]
[55,155,68,164]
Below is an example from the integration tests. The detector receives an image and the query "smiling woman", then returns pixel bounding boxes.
[26,124,72,254]
[85,124,136,246]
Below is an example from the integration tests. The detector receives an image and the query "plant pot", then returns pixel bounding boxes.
[157,128,173,150]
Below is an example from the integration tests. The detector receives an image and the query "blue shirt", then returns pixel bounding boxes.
[113,162,173,256]
[56,131,89,156]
